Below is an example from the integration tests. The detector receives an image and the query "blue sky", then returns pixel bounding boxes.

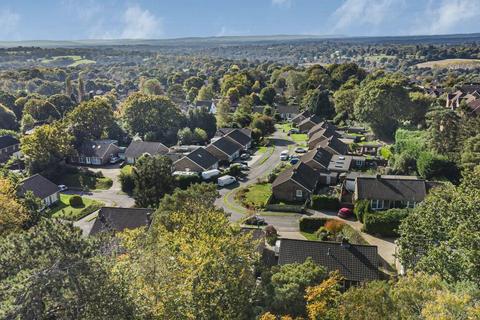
[0,0,479,40]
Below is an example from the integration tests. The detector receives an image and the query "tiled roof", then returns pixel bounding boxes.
[316,136,348,155]
[89,207,153,235]
[301,148,332,168]
[185,147,218,169]
[18,174,59,199]
[299,115,322,127]
[276,105,299,114]
[210,136,243,156]
[355,175,427,202]
[124,140,169,158]
[225,129,251,147]
[278,239,380,283]
[272,162,319,192]
[78,140,118,158]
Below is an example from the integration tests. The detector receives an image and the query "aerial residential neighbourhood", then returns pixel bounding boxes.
[0,1,480,319]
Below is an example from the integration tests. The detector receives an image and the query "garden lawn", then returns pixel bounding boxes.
[276,122,294,132]
[57,173,112,190]
[291,133,308,146]
[49,194,103,221]
[243,183,272,208]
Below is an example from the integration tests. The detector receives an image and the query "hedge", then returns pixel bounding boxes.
[174,174,201,190]
[362,208,410,237]
[354,199,371,223]
[310,195,339,210]
[299,217,329,233]
[69,195,84,207]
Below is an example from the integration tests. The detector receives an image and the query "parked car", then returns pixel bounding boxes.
[290,157,299,164]
[294,147,306,153]
[289,128,300,134]
[239,164,249,171]
[109,156,121,164]
[201,169,221,180]
[240,153,250,160]
[244,215,266,226]
[337,207,353,219]
[58,184,68,192]
[280,150,289,161]
[217,175,236,187]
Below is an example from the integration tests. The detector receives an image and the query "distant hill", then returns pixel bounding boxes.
[0,33,479,48]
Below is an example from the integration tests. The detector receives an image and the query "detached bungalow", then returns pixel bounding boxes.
[174,147,219,172]
[71,139,120,165]
[272,162,319,202]
[298,115,323,133]
[0,135,20,163]
[354,175,427,210]
[276,105,299,120]
[89,207,153,236]
[206,136,243,162]
[124,140,169,164]
[278,239,380,286]
[18,174,59,207]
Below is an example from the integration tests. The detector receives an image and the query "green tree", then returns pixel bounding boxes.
[183,76,204,91]
[397,167,480,283]
[187,107,217,138]
[21,123,74,175]
[78,76,85,102]
[67,98,115,145]
[23,98,60,123]
[0,104,17,130]
[427,108,461,158]
[409,92,434,126]
[132,155,174,208]
[140,78,163,95]
[268,258,326,317]
[47,93,75,116]
[166,83,185,102]
[177,127,195,145]
[260,86,277,105]
[193,127,208,143]
[119,92,184,144]
[196,84,215,101]
[460,134,480,171]
[333,86,358,118]
[301,89,334,119]
[0,219,139,319]
[416,152,460,183]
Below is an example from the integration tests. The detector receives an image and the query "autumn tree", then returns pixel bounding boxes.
[0,178,28,235]
[305,272,342,320]
[0,104,17,130]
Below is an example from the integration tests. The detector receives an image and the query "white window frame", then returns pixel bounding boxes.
[406,201,416,209]
[296,189,303,198]
[371,199,384,210]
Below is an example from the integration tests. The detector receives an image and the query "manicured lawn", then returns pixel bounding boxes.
[257,146,269,154]
[56,173,112,190]
[49,194,104,221]
[301,231,318,241]
[291,133,308,146]
[241,183,272,209]
[276,122,294,132]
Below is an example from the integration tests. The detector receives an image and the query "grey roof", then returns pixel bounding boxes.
[278,239,380,282]
[226,129,251,147]
[78,140,118,158]
[317,136,348,155]
[272,162,319,192]
[89,207,153,235]
[195,100,212,107]
[210,136,243,156]
[355,175,427,202]
[216,127,252,138]
[124,140,169,159]
[307,121,330,137]
[291,110,310,122]
[0,135,19,149]
[328,155,353,172]
[301,148,332,169]
[276,105,299,114]
[185,147,218,169]
[309,126,340,143]
[299,115,322,127]
[18,174,59,199]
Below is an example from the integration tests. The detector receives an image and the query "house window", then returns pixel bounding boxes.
[296,190,303,198]
[371,199,384,210]
[406,201,416,208]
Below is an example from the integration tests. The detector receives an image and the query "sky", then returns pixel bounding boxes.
[0,0,479,41]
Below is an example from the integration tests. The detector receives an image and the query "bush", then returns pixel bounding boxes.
[353,199,371,223]
[174,174,201,190]
[299,217,328,233]
[265,225,278,246]
[417,152,460,184]
[119,171,135,194]
[362,208,410,237]
[69,195,84,207]
[310,195,339,210]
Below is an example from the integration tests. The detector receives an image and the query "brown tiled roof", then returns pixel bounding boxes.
[272,162,319,192]
[316,136,348,155]
[301,148,332,169]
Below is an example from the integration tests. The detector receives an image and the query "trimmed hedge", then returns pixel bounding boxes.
[354,199,371,223]
[362,209,410,237]
[69,195,84,207]
[299,217,329,233]
[310,195,339,210]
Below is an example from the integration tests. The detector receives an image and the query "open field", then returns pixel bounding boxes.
[41,55,96,67]
[415,58,480,69]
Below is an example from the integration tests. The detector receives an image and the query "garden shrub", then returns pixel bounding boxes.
[265,225,278,246]
[119,171,135,194]
[353,199,371,223]
[310,195,339,210]
[299,217,328,233]
[174,174,201,190]
[362,208,410,237]
[69,195,84,207]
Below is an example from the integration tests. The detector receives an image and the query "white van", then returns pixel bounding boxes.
[201,169,221,180]
[280,150,289,161]
[217,175,236,187]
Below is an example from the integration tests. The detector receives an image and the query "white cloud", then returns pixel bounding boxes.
[272,0,293,8]
[415,0,480,35]
[121,5,163,39]
[0,9,20,38]
[331,0,403,33]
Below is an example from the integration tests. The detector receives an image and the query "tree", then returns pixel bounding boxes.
[397,167,480,283]
[193,127,208,143]
[260,86,277,105]
[78,76,85,102]
[460,134,480,171]
[65,75,73,97]
[354,75,412,140]
[333,86,358,119]
[166,83,185,102]
[132,155,174,208]
[186,87,199,103]
[268,258,326,317]
[301,89,334,119]
[47,94,75,116]
[23,98,60,123]
[183,76,204,91]
[140,78,163,95]
[67,98,115,145]
[0,178,28,235]
[196,84,215,101]
[117,205,258,319]
[416,152,460,183]
[21,191,43,229]
[186,107,217,138]
[409,92,434,126]
[177,127,195,145]
[328,63,366,88]
[305,272,342,320]
[119,93,184,144]
[0,219,139,319]
[427,108,461,158]
[0,104,17,130]
[21,123,74,175]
